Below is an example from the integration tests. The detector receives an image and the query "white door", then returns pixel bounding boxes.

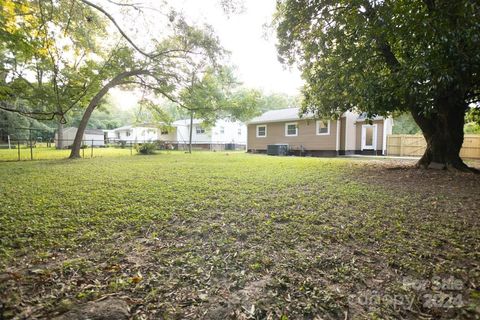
[361,125,377,150]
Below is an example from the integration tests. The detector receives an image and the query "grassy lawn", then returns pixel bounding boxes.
[0,152,479,319]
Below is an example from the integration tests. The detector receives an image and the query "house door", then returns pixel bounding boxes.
[361,125,377,150]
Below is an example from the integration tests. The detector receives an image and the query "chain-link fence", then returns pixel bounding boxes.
[0,138,246,162]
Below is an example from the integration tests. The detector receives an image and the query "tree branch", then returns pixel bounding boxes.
[78,0,153,58]
[362,1,401,72]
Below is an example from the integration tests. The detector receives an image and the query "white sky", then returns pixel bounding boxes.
[110,0,303,110]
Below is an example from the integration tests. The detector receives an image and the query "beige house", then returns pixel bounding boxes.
[246,108,393,156]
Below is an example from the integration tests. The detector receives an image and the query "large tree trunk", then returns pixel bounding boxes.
[410,95,471,171]
[69,69,151,159]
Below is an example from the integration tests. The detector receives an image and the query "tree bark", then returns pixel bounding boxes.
[410,95,472,172]
[56,119,64,149]
[69,69,151,159]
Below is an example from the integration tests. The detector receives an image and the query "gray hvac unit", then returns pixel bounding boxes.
[267,144,289,156]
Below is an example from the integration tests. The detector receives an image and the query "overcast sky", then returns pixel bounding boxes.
[110,0,303,109]
[176,0,303,94]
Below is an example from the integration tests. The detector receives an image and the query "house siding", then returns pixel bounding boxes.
[339,117,346,151]
[173,120,247,145]
[54,128,104,148]
[247,119,338,152]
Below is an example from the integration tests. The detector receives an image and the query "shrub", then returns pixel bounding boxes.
[136,142,157,155]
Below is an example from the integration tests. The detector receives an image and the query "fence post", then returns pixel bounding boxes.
[17,140,20,161]
[130,142,133,155]
[91,139,94,158]
[29,131,33,161]
[386,135,389,156]
[400,135,404,157]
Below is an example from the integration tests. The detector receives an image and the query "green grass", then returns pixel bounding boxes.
[0,152,478,319]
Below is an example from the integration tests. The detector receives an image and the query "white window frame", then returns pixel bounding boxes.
[285,122,298,137]
[256,125,267,138]
[196,126,205,134]
[316,120,330,136]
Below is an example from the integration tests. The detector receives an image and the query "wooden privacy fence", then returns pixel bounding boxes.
[387,134,480,159]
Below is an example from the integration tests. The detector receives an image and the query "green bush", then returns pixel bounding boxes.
[135,142,157,155]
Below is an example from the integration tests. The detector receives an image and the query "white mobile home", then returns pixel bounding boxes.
[54,127,105,148]
[112,125,161,143]
[173,118,247,146]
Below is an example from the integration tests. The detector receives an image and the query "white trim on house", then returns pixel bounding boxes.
[344,116,348,152]
[335,120,340,151]
[316,120,330,136]
[256,124,267,138]
[285,122,298,137]
[382,120,387,155]
[361,124,378,150]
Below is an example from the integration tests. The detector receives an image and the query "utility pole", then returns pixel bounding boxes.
[29,128,33,160]
[188,111,194,154]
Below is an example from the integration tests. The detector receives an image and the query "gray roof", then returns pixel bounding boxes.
[172,119,203,126]
[356,113,385,121]
[113,123,165,131]
[113,125,132,131]
[62,127,103,135]
[247,108,315,124]
[248,108,387,124]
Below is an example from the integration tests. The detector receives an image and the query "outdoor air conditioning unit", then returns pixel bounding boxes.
[267,144,289,156]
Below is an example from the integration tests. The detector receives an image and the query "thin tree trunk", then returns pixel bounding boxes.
[56,119,64,149]
[188,111,193,153]
[69,69,151,159]
[410,95,472,172]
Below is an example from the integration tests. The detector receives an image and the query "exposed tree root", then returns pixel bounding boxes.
[415,158,479,174]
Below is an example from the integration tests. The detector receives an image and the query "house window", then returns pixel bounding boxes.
[238,128,242,135]
[196,126,205,134]
[316,120,330,135]
[126,131,131,137]
[256,125,267,138]
[285,122,298,136]
[220,126,225,134]
[160,128,168,135]
[116,132,120,139]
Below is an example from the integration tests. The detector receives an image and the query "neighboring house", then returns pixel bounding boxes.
[54,127,105,148]
[172,118,247,148]
[108,119,247,149]
[103,129,116,143]
[246,108,393,156]
[112,124,161,143]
